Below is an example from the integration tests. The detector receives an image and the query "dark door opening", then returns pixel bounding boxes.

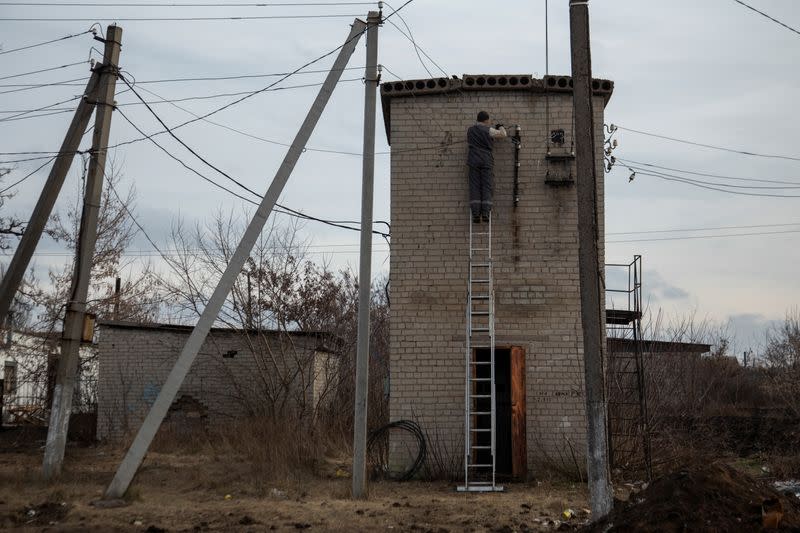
[474,348,512,478]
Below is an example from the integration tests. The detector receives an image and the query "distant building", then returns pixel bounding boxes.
[96,321,340,441]
[0,328,96,426]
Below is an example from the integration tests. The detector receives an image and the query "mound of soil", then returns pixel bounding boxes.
[583,463,800,532]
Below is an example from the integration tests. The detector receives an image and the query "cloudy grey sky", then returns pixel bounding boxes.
[1,0,798,355]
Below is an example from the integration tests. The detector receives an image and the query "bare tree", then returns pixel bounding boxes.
[0,168,26,251]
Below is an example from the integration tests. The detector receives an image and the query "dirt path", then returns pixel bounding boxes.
[0,446,591,532]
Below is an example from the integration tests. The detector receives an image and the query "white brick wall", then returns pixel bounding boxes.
[96,322,334,441]
[385,80,609,477]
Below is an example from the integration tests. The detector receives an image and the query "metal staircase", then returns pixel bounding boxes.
[458,212,503,492]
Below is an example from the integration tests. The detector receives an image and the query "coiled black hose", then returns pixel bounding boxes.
[367,420,427,481]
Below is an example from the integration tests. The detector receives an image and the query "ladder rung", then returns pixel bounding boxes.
[472,327,490,332]
[470,395,492,398]
[470,429,492,433]
[471,311,490,316]
[471,295,490,300]
[470,445,492,450]
[472,232,490,236]
[468,464,493,467]
[471,279,490,283]
[470,411,491,415]
[470,378,492,382]
[471,247,489,251]
[471,262,490,267]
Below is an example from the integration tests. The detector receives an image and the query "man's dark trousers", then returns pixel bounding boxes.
[469,164,493,218]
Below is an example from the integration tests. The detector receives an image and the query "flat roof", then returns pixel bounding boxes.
[380,73,614,143]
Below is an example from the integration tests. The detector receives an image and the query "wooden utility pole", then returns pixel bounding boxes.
[0,71,102,323]
[352,9,380,500]
[43,25,123,480]
[105,18,368,499]
[568,0,613,518]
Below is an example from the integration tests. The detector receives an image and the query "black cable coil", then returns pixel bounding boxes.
[367,420,427,481]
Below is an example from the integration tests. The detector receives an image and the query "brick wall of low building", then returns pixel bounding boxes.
[96,322,333,441]
[385,78,609,477]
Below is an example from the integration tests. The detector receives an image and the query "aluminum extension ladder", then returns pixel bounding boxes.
[458,211,503,492]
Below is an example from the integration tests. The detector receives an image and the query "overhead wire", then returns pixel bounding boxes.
[0,28,93,56]
[113,105,390,237]
[617,157,800,186]
[731,0,800,37]
[0,60,88,81]
[616,125,800,162]
[0,1,376,6]
[625,165,800,190]
[631,170,800,198]
[608,229,800,244]
[607,221,800,236]
[0,76,89,95]
[0,156,57,194]
[118,74,391,234]
[0,14,365,22]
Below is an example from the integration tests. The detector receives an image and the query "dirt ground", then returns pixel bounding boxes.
[0,438,594,532]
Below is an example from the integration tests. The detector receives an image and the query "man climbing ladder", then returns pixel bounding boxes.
[467,111,507,223]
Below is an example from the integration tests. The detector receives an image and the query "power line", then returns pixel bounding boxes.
[626,165,800,190]
[0,94,82,122]
[608,229,800,244]
[0,1,374,6]
[732,0,800,37]
[0,108,77,123]
[0,14,363,22]
[113,106,390,237]
[0,156,56,195]
[118,75,391,234]
[0,76,89,95]
[633,170,800,198]
[0,28,92,56]
[133,65,364,85]
[617,157,800,186]
[607,221,800,236]
[0,61,88,81]
[615,124,800,162]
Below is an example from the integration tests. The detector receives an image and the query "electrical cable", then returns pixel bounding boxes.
[367,420,426,481]
[0,28,92,56]
[113,106,390,237]
[133,65,364,85]
[0,61,87,81]
[617,157,800,186]
[0,1,375,6]
[0,93,81,120]
[1,14,364,22]
[0,108,77,123]
[0,76,89,95]
[608,221,800,236]
[607,229,800,244]
[731,0,800,36]
[115,77,363,106]
[625,165,800,190]
[616,125,800,162]
[632,170,800,198]
[0,156,56,195]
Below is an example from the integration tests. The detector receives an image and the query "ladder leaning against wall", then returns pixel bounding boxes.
[458,212,503,492]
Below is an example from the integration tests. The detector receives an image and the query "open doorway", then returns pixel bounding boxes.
[473,347,526,480]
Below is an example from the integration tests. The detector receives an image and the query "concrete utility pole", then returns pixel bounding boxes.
[105,18,368,499]
[0,70,102,323]
[352,9,380,500]
[43,25,123,480]
[568,0,613,518]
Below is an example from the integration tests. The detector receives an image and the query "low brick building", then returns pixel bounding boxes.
[381,74,613,478]
[96,321,338,441]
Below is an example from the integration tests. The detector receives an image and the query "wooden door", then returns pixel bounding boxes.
[510,346,527,479]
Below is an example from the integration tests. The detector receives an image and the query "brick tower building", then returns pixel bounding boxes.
[380,74,614,479]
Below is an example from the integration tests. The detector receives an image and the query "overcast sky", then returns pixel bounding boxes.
[1,0,798,356]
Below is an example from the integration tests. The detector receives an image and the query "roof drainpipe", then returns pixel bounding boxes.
[512,125,522,207]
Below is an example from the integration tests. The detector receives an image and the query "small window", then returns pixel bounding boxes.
[223,350,237,359]
[3,361,17,395]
